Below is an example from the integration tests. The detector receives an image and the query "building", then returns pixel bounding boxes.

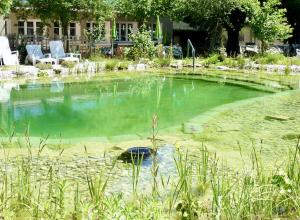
[0,8,260,57]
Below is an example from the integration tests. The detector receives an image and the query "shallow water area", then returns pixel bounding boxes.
[107,144,177,196]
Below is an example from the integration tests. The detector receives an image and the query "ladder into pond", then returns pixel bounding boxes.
[187,39,196,72]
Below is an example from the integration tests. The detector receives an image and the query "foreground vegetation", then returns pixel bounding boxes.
[0,127,300,219]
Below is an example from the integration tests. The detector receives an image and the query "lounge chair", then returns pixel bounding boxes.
[0,36,19,66]
[25,44,57,65]
[296,49,300,57]
[163,45,183,59]
[49,40,81,64]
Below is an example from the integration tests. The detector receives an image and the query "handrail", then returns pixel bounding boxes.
[187,39,196,72]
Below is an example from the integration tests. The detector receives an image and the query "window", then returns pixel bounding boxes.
[116,22,134,42]
[86,22,105,41]
[54,22,60,36]
[69,23,76,37]
[18,21,25,35]
[27,21,34,36]
[86,22,97,33]
[36,22,42,35]
[18,20,43,36]
[127,24,133,37]
[5,21,7,35]
[120,23,126,41]
[86,23,91,33]
[146,23,157,40]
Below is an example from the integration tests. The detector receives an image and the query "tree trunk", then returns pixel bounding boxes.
[261,40,267,55]
[61,19,69,53]
[226,28,240,57]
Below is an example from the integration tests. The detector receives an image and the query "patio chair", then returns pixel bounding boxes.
[163,45,183,59]
[296,49,300,57]
[0,36,19,66]
[49,40,81,64]
[25,44,56,65]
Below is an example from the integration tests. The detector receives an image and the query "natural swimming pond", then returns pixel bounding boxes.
[0,77,268,139]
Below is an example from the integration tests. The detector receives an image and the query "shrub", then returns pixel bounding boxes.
[156,44,164,58]
[157,58,171,67]
[35,63,52,70]
[223,58,237,67]
[236,56,246,69]
[88,54,106,62]
[126,29,156,61]
[61,61,76,69]
[202,54,222,66]
[285,65,291,75]
[37,70,48,77]
[105,60,119,71]
[290,57,300,66]
[255,53,286,65]
[118,62,130,70]
[218,54,226,62]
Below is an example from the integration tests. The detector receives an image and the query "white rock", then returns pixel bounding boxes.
[136,64,146,71]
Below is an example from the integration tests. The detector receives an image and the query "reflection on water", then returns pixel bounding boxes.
[0,83,19,103]
[0,77,268,138]
[50,80,64,93]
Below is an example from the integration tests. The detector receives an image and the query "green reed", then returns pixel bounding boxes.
[0,125,300,219]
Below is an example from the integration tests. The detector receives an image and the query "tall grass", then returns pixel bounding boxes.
[0,130,300,219]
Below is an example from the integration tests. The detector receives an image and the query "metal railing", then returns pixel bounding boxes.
[187,39,196,72]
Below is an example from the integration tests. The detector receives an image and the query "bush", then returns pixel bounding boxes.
[37,70,48,77]
[61,61,76,69]
[88,54,106,62]
[118,61,130,70]
[290,57,300,66]
[222,58,237,67]
[126,29,156,61]
[156,44,164,58]
[255,53,286,65]
[35,63,52,70]
[154,58,171,67]
[236,56,246,69]
[202,54,223,66]
[285,65,291,75]
[105,60,119,71]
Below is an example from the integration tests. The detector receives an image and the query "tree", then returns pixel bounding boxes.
[282,0,300,44]
[0,0,12,15]
[19,0,112,51]
[173,0,257,56]
[26,0,83,37]
[249,0,292,53]
[116,0,173,24]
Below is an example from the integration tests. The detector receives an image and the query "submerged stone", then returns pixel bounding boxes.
[265,115,293,121]
[282,133,300,140]
[182,122,202,134]
[118,147,154,163]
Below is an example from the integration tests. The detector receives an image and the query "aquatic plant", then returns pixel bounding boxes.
[0,128,300,219]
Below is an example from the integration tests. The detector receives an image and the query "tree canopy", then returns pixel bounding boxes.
[115,0,174,23]
[0,0,12,15]
[172,0,293,55]
[6,0,299,55]
[249,0,292,53]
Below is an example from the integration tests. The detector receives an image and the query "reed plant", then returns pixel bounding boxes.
[0,128,300,219]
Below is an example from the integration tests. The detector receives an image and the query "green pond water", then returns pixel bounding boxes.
[0,77,268,139]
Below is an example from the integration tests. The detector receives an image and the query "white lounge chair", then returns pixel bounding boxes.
[0,36,19,66]
[26,44,57,65]
[296,49,300,57]
[49,40,81,64]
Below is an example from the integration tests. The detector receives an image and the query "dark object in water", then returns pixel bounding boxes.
[118,147,154,163]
